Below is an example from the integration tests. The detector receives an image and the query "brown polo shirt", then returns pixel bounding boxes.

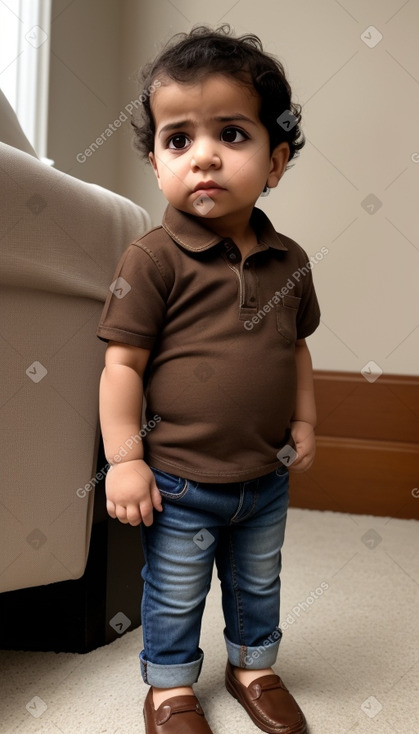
[97,204,320,482]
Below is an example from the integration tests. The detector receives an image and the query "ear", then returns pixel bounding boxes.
[149,152,162,190]
[266,142,290,189]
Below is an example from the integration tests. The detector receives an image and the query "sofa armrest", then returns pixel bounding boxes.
[0,142,150,593]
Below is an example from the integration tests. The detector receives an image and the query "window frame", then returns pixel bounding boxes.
[0,0,52,159]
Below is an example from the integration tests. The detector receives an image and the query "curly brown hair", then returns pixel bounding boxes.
[131,25,304,165]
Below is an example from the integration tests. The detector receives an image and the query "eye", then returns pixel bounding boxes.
[168,134,190,149]
[221,127,248,143]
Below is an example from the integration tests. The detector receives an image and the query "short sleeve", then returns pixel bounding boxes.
[295,258,321,340]
[96,243,168,349]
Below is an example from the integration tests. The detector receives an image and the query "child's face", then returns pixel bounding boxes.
[149,74,288,231]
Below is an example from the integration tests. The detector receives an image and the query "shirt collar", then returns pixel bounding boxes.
[162,204,288,253]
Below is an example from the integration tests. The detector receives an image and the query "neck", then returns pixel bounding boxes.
[205,208,255,247]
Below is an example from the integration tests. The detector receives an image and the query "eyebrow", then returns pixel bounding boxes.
[158,114,258,137]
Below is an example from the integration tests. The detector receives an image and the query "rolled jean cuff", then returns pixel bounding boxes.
[224,628,282,669]
[139,650,204,687]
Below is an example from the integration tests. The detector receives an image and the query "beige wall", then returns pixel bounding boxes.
[49,0,419,376]
[48,0,122,191]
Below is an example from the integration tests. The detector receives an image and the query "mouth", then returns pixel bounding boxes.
[192,181,225,194]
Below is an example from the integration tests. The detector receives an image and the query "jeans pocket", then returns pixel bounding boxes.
[276,295,301,345]
[151,467,189,500]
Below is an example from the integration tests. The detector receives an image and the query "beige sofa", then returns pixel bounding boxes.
[0,90,149,610]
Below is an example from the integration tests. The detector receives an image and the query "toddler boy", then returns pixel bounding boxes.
[97,25,320,734]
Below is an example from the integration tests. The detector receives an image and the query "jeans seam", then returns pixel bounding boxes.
[228,532,245,644]
[158,478,189,501]
[231,484,259,524]
[140,529,150,659]
[229,485,245,523]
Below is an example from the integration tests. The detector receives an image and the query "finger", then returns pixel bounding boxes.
[289,454,313,473]
[288,451,306,470]
[114,505,129,524]
[106,499,117,518]
[151,483,163,512]
[125,505,142,526]
[139,498,155,527]
[288,452,302,469]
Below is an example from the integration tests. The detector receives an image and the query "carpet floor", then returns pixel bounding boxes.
[1,508,418,734]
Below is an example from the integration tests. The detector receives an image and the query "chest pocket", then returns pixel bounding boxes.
[276,295,301,346]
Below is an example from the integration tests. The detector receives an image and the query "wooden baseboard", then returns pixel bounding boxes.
[289,371,419,519]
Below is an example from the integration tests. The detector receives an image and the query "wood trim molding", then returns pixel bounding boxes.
[289,371,419,519]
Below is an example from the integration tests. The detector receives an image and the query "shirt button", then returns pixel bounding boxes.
[249,296,256,303]
[228,252,237,261]
[244,261,250,268]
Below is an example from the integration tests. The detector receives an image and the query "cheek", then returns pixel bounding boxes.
[155,163,185,197]
[163,159,187,186]
[230,158,265,186]
[228,148,264,176]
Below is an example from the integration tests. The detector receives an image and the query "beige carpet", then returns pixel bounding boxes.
[1,508,418,734]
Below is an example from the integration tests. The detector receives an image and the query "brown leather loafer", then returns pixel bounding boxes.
[225,661,308,734]
[143,688,214,733]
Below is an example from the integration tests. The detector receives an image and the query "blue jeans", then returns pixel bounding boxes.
[139,467,289,688]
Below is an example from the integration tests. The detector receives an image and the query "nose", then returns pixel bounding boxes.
[190,137,221,171]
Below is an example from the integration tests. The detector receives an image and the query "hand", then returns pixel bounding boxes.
[288,420,316,473]
[105,459,163,526]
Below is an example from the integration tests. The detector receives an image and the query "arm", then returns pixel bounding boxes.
[288,338,317,473]
[99,341,162,526]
